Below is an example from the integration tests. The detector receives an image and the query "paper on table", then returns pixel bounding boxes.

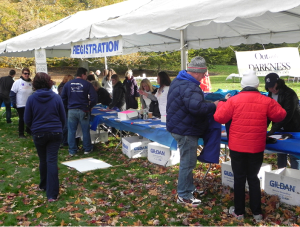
[62,158,112,173]
[150,124,166,128]
[269,135,282,139]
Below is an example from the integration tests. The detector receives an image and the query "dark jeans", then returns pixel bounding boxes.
[16,107,31,136]
[0,96,11,123]
[33,132,62,199]
[230,150,263,216]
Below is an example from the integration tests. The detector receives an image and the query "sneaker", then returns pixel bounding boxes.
[253,214,263,222]
[229,206,244,220]
[19,135,26,138]
[84,149,93,155]
[193,188,205,197]
[68,153,74,157]
[177,195,201,207]
[48,198,57,202]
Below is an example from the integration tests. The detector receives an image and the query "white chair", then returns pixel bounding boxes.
[287,75,300,83]
[226,73,242,82]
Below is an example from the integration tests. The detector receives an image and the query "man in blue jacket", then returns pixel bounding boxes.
[167,56,218,207]
[61,67,97,156]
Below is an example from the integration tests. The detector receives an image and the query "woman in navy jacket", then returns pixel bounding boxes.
[24,72,66,202]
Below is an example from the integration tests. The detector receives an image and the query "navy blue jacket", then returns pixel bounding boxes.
[24,88,66,134]
[61,78,97,111]
[166,70,216,136]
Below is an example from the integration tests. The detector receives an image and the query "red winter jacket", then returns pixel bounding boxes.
[214,89,286,153]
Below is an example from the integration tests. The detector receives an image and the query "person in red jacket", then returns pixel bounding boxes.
[214,70,286,221]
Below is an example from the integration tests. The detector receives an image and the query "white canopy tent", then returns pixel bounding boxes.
[0,0,300,69]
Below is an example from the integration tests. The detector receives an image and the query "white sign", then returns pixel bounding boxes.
[71,36,123,58]
[235,47,300,77]
[35,49,48,73]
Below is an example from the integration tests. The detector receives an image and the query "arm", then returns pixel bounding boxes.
[9,91,17,108]
[269,91,296,134]
[88,84,98,108]
[267,99,287,135]
[133,79,140,97]
[58,98,66,129]
[140,95,146,109]
[214,100,234,124]
[24,97,32,128]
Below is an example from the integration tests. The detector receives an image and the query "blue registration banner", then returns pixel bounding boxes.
[71,36,123,58]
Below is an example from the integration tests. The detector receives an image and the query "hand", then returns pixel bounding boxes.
[214,100,219,106]
[225,93,231,99]
[138,90,146,96]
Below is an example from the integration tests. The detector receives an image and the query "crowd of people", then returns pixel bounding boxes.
[0,59,299,219]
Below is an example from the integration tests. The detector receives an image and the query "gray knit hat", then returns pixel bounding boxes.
[241,70,259,88]
[187,56,207,73]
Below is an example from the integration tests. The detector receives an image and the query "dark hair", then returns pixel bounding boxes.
[265,78,286,92]
[111,74,119,82]
[32,72,53,90]
[87,74,96,81]
[22,67,30,74]
[76,67,88,78]
[158,71,171,87]
[9,70,16,76]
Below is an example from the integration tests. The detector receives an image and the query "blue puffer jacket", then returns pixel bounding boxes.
[166,70,216,136]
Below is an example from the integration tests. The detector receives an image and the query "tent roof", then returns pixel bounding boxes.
[0,0,300,57]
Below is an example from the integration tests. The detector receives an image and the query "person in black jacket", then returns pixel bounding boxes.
[123,69,139,109]
[108,74,126,111]
[0,69,15,123]
[90,80,112,106]
[265,73,300,169]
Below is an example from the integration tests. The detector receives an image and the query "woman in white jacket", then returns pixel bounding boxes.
[155,71,171,116]
[10,67,33,138]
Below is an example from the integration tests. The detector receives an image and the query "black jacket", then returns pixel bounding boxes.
[268,84,300,133]
[109,81,126,111]
[0,75,14,98]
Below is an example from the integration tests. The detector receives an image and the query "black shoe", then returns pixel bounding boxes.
[19,135,26,138]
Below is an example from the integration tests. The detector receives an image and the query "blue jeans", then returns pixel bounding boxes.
[0,95,11,123]
[230,150,263,216]
[171,133,198,199]
[33,132,62,199]
[277,153,300,169]
[68,109,92,154]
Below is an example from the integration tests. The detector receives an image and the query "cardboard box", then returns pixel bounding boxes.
[264,168,300,206]
[122,136,151,158]
[89,130,108,144]
[118,110,138,120]
[160,115,166,123]
[147,142,180,167]
[221,160,271,190]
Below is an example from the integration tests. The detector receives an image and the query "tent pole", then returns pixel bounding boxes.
[104,56,108,69]
[180,29,187,70]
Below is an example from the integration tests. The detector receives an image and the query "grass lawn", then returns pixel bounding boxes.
[0,68,300,226]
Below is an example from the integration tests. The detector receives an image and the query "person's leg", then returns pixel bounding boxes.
[16,107,25,136]
[171,133,198,199]
[46,132,62,199]
[277,153,287,168]
[33,133,47,191]
[68,109,79,155]
[3,97,12,123]
[79,111,92,152]
[230,150,247,216]
[289,155,300,169]
[246,151,263,215]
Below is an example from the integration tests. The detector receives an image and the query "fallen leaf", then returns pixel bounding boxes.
[149,189,158,196]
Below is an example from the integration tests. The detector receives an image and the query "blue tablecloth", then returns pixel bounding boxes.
[90,107,204,150]
[91,106,300,158]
